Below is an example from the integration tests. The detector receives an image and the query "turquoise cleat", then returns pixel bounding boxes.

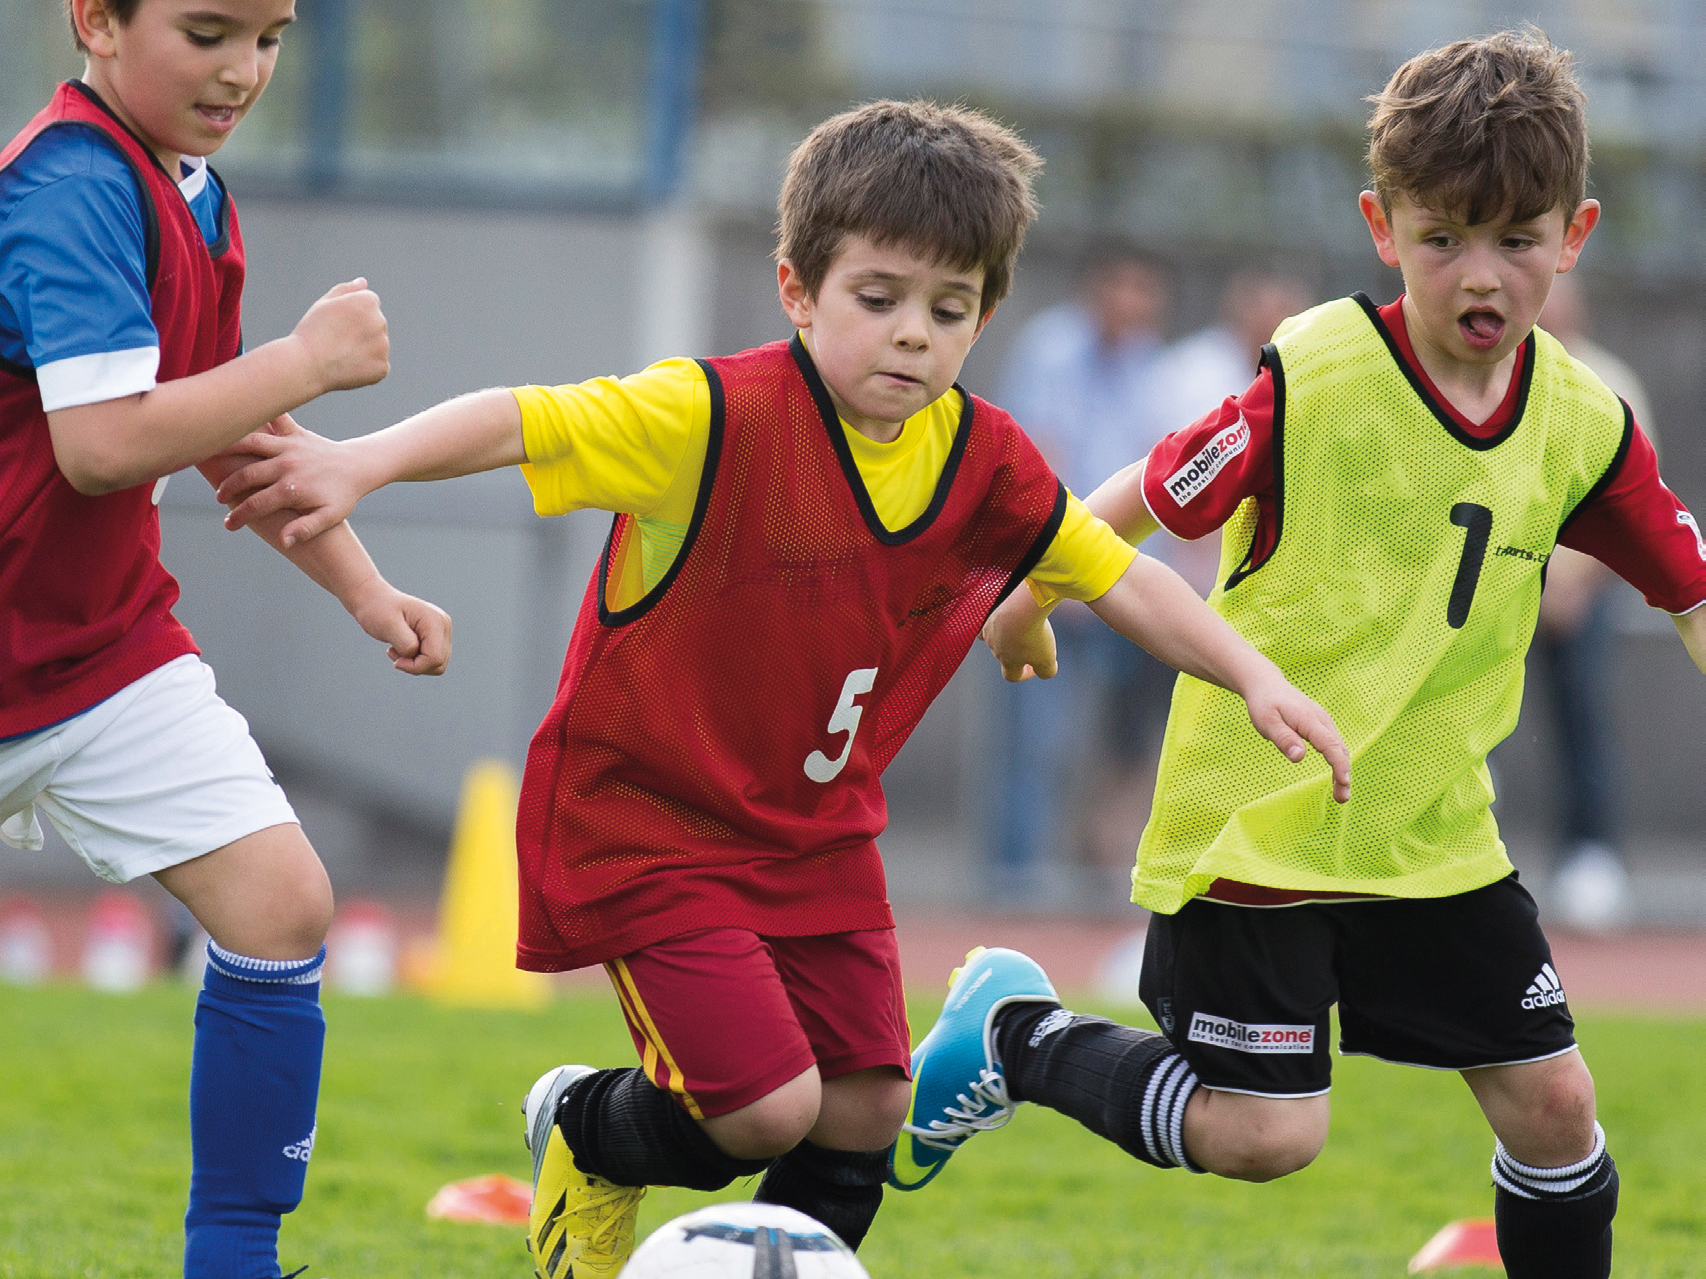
[888,946,1059,1190]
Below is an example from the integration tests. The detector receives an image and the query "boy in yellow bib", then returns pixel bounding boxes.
[900,31,1706,1278]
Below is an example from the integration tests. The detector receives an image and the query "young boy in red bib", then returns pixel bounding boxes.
[215,100,1351,1276]
[0,4,449,1276]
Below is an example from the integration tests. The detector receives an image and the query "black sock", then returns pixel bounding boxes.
[994,1003,1202,1171]
[554,1067,771,1191]
[753,1141,887,1251]
[1492,1125,1617,1279]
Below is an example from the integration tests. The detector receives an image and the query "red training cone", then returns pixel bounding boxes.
[1408,1218,1502,1272]
[425,1173,532,1224]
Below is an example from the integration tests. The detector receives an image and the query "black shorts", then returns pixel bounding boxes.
[1138,873,1576,1097]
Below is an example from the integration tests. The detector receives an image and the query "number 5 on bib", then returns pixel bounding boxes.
[804,667,879,783]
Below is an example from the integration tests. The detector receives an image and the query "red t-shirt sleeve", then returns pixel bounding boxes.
[1558,419,1706,614]
[1141,364,1276,539]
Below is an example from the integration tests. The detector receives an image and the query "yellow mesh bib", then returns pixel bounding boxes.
[1134,295,1631,913]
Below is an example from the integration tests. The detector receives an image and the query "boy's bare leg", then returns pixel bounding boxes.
[1462,1050,1597,1164]
[1461,1049,1614,1279]
[1181,1089,1329,1182]
[153,822,333,958]
[152,824,333,1278]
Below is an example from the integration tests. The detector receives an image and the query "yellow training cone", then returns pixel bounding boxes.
[426,760,550,1010]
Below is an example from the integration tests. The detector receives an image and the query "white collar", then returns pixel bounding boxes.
[177,154,209,200]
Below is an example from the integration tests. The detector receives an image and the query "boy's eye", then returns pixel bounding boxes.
[186,30,222,48]
[933,306,968,324]
[259,35,282,50]
[857,293,894,310]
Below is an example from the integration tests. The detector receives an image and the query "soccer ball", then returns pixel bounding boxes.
[620,1203,870,1278]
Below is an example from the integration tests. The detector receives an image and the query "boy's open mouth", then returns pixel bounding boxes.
[195,104,240,130]
[1458,309,1505,352]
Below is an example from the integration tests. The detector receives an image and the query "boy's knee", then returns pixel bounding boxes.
[1185,1089,1329,1183]
[811,1068,912,1151]
[701,1068,821,1161]
[1468,1051,1598,1166]
[1205,1130,1323,1182]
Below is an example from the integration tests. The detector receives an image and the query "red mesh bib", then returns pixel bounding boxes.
[0,81,245,734]
[516,337,1064,969]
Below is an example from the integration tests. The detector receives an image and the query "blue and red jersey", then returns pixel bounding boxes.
[0,81,245,737]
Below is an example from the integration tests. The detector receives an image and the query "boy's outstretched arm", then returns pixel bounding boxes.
[197,428,452,676]
[983,459,1160,680]
[216,389,526,547]
[1087,554,1352,802]
[1676,607,1706,676]
[46,280,389,496]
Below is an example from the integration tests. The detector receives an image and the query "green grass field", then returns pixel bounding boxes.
[2,985,1703,1278]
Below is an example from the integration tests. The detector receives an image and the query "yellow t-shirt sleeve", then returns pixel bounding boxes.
[1027,494,1138,603]
[512,357,707,519]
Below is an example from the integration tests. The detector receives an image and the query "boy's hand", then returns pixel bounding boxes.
[1242,671,1352,803]
[982,611,1058,681]
[292,278,390,395]
[217,422,366,547]
[982,583,1059,681]
[351,584,453,675]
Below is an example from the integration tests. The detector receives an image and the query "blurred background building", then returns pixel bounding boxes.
[3,0,1703,920]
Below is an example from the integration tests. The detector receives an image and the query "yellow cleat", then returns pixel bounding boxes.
[524,1065,647,1279]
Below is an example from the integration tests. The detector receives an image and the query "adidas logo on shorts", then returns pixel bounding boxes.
[1521,963,1568,1010]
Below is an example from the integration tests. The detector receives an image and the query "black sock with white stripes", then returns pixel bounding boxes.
[993,1003,1203,1171]
[1492,1123,1618,1279]
[554,1067,771,1191]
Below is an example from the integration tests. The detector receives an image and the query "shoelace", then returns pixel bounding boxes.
[568,1183,642,1260]
[902,1065,1017,1151]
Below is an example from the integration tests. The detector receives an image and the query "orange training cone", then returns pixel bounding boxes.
[1408,1218,1502,1272]
[426,1173,532,1224]
[424,760,549,1010]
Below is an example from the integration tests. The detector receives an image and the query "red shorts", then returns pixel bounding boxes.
[604,927,911,1118]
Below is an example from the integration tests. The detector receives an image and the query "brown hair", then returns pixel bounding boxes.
[777,100,1043,319]
[1367,28,1589,225]
[67,0,143,53]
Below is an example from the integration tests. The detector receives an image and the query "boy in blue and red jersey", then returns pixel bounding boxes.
[214,100,1352,1275]
[0,3,450,1276]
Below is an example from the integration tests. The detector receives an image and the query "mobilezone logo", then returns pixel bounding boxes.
[1187,1012,1315,1055]
[1166,414,1250,506]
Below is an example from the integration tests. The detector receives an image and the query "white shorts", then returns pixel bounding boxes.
[0,655,298,883]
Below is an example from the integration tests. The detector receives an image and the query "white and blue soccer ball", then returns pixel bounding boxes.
[619,1203,870,1278]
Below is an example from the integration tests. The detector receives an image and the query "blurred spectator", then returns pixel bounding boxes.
[1534,274,1655,931]
[989,249,1174,899]
[1151,272,1315,595]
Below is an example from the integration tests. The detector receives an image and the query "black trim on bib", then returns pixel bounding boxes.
[206,163,233,258]
[63,81,162,289]
[1353,291,1533,452]
[989,480,1069,618]
[1556,398,1635,540]
[788,332,971,546]
[0,352,34,380]
[595,358,726,627]
[1224,342,1286,592]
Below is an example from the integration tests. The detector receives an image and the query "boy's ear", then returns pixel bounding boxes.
[777,259,814,329]
[72,0,120,59]
[1555,199,1601,275]
[1359,191,1402,269]
[971,302,999,343]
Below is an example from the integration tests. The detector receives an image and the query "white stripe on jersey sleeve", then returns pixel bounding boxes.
[36,346,160,412]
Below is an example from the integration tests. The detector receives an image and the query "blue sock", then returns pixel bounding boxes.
[184,942,327,1279]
